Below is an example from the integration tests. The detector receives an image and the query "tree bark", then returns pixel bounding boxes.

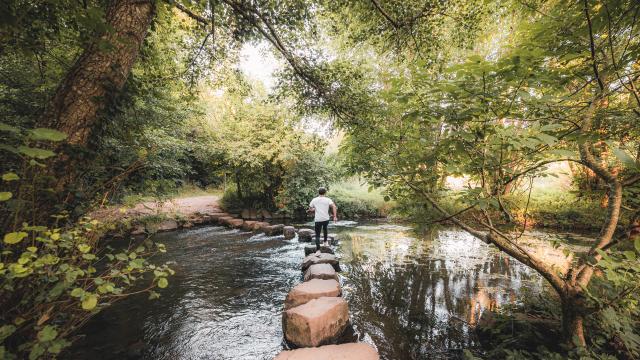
[561,292,587,347]
[40,0,156,145]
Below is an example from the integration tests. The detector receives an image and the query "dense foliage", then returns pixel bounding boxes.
[2,0,640,358]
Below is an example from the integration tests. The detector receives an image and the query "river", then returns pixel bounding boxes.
[69,220,589,359]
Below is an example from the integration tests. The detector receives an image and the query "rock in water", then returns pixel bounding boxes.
[283,226,296,239]
[282,297,349,348]
[285,279,341,310]
[241,220,257,231]
[301,253,340,272]
[253,221,270,232]
[303,264,338,282]
[265,224,285,236]
[227,218,244,228]
[274,343,380,360]
[297,228,314,242]
[304,245,334,256]
[156,219,178,232]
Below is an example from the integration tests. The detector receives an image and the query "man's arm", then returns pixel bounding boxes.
[331,203,338,221]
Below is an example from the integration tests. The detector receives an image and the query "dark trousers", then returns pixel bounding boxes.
[314,220,329,250]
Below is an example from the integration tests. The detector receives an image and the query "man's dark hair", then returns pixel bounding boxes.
[318,187,327,195]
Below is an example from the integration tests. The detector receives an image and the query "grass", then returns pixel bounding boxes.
[329,179,393,218]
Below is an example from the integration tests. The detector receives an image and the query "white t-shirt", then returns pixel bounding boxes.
[309,196,334,222]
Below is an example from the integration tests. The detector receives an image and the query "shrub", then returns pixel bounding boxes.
[0,125,172,359]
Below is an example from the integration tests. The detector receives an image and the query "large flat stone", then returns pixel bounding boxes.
[156,219,178,232]
[252,221,270,231]
[283,226,296,239]
[218,216,234,226]
[241,220,257,231]
[274,343,379,360]
[304,264,338,282]
[285,279,341,310]
[282,297,349,348]
[227,218,244,228]
[301,253,340,272]
[297,229,314,242]
[304,245,334,256]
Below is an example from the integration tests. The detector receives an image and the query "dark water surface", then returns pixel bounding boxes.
[69,221,566,360]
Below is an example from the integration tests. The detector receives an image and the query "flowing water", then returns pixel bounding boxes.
[69,221,590,359]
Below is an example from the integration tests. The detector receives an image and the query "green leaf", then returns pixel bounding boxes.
[4,232,27,244]
[37,325,57,342]
[29,128,67,142]
[612,147,637,169]
[18,146,55,159]
[157,278,168,288]
[635,238,640,253]
[81,294,98,310]
[0,325,16,341]
[77,244,91,253]
[536,133,557,145]
[0,192,12,201]
[148,291,160,300]
[70,288,84,297]
[2,172,19,181]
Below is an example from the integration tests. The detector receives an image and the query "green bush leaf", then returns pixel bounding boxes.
[18,146,55,159]
[613,147,638,169]
[81,294,98,310]
[157,278,168,288]
[29,128,67,142]
[4,232,27,244]
[36,325,57,342]
[2,172,19,181]
[70,288,84,297]
[77,244,91,253]
[0,192,12,201]
[0,325,16,341]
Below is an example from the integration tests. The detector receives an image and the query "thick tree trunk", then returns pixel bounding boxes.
[41,0,156,145]
[561,292,587,347]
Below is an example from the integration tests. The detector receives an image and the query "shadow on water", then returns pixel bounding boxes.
[68,221,580,360]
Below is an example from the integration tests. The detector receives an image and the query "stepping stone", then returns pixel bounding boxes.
[297,229,314,242]
[274,343,380,360]
[241,220,257,231]
[304,245,334,256]
[252,221,270,232]
[265,224,285,236]
[304,264,338,282]
[285,279,341,310]
[155,219,178,232]
[301,253,340,272]
[227,218,244,228]
[218,216,234,226]
[283,226,296,239]
[282,297,349,348]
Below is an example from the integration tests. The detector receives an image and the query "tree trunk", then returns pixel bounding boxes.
[561,290,587,347]
[41,0,156,145]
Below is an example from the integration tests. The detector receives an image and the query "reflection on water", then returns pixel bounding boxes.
[337,225,546,359]
[68,221,575,360]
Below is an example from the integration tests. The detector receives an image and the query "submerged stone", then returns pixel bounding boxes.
[303,264,338,282]
[265,224,285,236]
[283,226,296,239]
[274,343,380,360]
[282,297,349,348]
[285,279,341,310]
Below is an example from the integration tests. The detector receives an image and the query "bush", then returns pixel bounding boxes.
[329,180,391,218]
[0,126,172,359]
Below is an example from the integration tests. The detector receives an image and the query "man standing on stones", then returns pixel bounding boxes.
[308,187,338,251]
